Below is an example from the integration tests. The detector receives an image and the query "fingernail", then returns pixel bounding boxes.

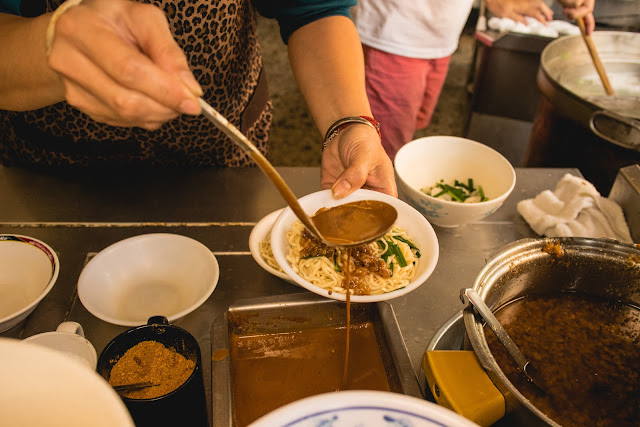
[181,72,203,97]
[332,179,352,199]
[179,99,201,115]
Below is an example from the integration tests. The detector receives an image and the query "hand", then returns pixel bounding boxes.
[320,124,398,199]
[46,0,202,130]
[556,0,595,34]
[486,0,554,24]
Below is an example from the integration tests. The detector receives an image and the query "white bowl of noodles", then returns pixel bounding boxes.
[270,189,439,302]
[249,208,296,284]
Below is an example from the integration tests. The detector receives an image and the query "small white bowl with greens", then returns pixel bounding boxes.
[394,136,516,228]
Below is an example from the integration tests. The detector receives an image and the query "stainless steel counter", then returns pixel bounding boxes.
[0,165,580,425]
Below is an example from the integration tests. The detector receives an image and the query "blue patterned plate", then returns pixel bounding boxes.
[249,390,479,427]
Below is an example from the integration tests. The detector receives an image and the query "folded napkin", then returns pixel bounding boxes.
[517,174,634,243]
[487,16,580,38]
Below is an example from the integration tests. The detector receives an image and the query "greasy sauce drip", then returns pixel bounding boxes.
[299,228,392,295]
[342,248,352,387]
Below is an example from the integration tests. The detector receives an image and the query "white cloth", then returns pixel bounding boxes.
[487,16,580,38]
[517,174,634,243]
[352,0,475,59]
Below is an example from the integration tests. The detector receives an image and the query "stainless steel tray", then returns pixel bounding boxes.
[609,164,640,243]
[211,292,423,426]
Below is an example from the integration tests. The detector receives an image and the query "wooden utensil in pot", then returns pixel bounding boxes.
[577,17,615,96]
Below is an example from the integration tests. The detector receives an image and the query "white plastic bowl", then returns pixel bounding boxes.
[394,136,516,228]
[0,235,60,333]
[249,390,479,427]
[0,337,134,426]
[270,189,439,303]
[249,208,295,284]
[78,233,219,326]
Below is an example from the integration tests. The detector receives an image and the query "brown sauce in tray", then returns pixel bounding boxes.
[230,320,391,427]
[487,293,640,427]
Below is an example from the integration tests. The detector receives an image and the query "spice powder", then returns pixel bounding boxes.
[108,340,195,399]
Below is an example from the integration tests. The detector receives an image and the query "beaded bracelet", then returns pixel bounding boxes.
[45,0,84,56]
[322,115,381,150]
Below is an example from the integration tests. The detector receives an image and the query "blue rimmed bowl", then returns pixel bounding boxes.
[0,235,60,332]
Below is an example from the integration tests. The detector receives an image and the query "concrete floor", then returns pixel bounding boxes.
[257,14,476,167]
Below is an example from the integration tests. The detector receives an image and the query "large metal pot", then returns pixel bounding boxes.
[538,31,640,137]
[525,32,640,193]
[463,237,640,426]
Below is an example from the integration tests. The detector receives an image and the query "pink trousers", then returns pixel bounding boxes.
[363,45,451,162]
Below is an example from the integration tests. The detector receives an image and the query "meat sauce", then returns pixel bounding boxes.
[299,228,391,295]
[487,292,640,427]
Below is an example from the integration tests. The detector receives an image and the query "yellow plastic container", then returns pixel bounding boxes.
[422,350,505,427]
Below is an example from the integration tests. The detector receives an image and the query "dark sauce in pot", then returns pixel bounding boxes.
[486,293,640,427]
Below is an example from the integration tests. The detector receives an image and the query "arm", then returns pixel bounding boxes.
[0,12,63,110]
[485,0,554,24]
[0,0,201,129]
[287,15,397,198]
[556,0,595,34]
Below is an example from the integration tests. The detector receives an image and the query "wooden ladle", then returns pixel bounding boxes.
[198,99,397,247]
[577,17,615,96]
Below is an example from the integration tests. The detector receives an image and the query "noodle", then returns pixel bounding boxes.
[258,233,284,272]
[283,221,420,296]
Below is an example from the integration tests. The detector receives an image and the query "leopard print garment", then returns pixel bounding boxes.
[0,0,272,170]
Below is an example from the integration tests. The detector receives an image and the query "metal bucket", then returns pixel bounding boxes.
[463,237,640,425]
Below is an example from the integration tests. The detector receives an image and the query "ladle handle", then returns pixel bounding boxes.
[199,98,321,238]
[461,288,530,373]
[577,17,615,96]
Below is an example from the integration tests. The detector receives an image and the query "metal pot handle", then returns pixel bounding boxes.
[589,110,640,151]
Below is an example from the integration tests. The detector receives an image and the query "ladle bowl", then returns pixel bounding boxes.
[199,99,397,247]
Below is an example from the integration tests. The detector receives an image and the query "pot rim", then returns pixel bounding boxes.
[537,31,640,151]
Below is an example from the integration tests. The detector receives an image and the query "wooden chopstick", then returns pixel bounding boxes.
[577,17,615,96]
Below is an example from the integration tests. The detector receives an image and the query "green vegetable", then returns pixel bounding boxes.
[440,183,465,202]
[380,240,407,267]
[478,185,487,201]
[394,236,421,258]
[331,252,341,272]
[391,243,407,268]
[421,178,489,203]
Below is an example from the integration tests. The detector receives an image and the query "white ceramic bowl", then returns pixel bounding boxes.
[394,136,516,228]
[249,208,295,284]
[24,321,98,370]
[249,390,479,427]
[78,233,219,326]
[0,337,134,426]
[270,189,439,303]
[0,235,60,333]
